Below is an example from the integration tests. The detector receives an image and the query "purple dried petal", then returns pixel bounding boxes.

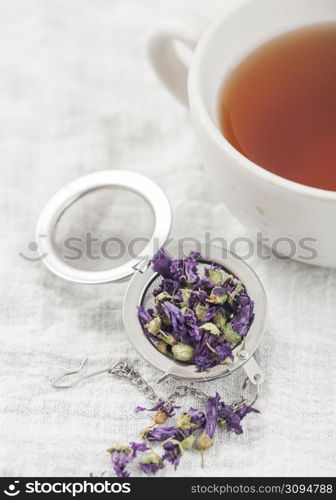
[170,259,184,281]
[218,403,259,434]
[145,426,185,442]
[134,406,147,414]
[184,309,202,341]
[184,259,199,284]
[194,332,217,371]
[129,441,149,458]
[161,301,186,335]
[152,248,173,278]
[186,407,206,428]
[215,342,234,361]
[204,306,218,321]
[135,401,180,418]
[231,295,254,336]
[140,462,163,475]
[189,251,202,260]
[204,392,221,438]
[154,278,181,296]
[194,355,216,371]
[188,289,208,308]
[137,306,153,326]
[109,450,131,478]
[162,441,182,470]
[169,251,200,284]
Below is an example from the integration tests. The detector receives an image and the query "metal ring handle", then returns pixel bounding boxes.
[36,170,172,284]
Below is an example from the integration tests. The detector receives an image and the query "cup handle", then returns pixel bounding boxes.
[147,15,210,106]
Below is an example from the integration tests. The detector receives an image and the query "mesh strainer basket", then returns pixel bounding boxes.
[124,242,267,384]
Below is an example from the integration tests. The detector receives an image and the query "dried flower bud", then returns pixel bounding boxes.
[197,432,213,451]
[208,269,223,285]
[162,440,183,470]
[158,333,177,346]
[213,311,227,331]
[106,444,131,455]
[140,426,154,440]
[176,413,196,430]
[224,323,241,345]
[140,451,164,475]
[172,343,195,362]
[144,316,161,335]
[206,287,228,304]
[154,409,168,425]
[141,451,162,465]
[195,304,208,321]
[199,323,221,336]
[181,434,195,450]
[227,282,244,305]
[180,288,192,305]
[155,292,172,303]
[156,340,169,355]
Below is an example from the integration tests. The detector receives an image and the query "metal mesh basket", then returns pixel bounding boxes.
[124,243,268,384]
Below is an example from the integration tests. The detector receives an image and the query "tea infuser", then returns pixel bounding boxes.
[37,169,268,389]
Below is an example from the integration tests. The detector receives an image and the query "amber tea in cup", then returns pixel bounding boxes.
[219,23,336,191]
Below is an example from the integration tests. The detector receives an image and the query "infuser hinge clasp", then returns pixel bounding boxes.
[241,355,265,385]
[132,258,151,274]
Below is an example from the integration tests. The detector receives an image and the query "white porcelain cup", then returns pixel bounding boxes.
[148,0,336,268]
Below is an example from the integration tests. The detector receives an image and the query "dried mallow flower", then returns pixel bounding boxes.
[176,413,197,431]
[106,445,133,478]
[144,316,161,335]
[154,409,170,425]
[218,402,260,435]
[204,393,221,439]
[129,441,149,458]
[135,401,180,425]
[162,440,183,470]
[144,425,186,443]
[171,343,195,361]
[196,431,214,452]
[186,407,206,429]
[137,248,254,372]
[180,434,196,450]
[106,442,149,477]
[140,451,164,475]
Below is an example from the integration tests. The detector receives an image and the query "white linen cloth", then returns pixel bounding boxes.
[0,0,335,477]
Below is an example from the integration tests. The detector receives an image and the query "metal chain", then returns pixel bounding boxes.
[109,362,210,407]
[108,361,163,404]
[167,386,210,405]
[52,359,261,409]
[108,362,260,408]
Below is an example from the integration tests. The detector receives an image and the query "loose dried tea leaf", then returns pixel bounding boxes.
[155,292,172,303]
[200,323,221,336]
[195,304,208,321]
[208,269,223,285]
[172,344,195,361]
[213,311,227,331]
[224,323,242,345]
[144,316,161,335]
[180,434,196,450]
[206,287,228,304]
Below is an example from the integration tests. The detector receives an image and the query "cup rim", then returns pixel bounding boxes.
[188,8,336,201]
